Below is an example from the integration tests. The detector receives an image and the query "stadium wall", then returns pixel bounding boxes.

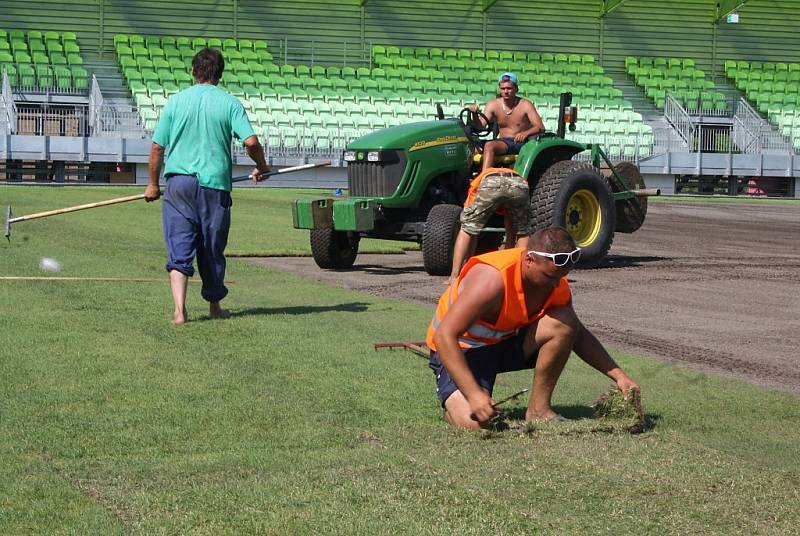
[2,1,799,71]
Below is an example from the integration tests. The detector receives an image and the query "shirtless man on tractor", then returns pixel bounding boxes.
[469,72,545,173]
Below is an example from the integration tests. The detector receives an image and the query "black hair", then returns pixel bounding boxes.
[192,47,225,83]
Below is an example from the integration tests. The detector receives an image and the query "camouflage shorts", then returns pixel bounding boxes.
[460,172,530,236]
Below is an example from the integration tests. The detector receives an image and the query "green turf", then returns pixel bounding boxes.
[1,186,798,534]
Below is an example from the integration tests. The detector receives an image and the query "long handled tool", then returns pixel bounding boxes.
[4,160,333,240]
[5,194,146,240]
[231,160,331,184]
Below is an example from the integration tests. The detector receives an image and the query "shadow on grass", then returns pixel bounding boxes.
[500,404,661,433]
[223,301,371,319]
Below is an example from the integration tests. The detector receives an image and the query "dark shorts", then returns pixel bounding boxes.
[428,326,537,406]
[498,137,525,154]
[162,174,232,303]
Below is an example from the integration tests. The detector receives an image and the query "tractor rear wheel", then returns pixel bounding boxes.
[530,160,615,264]
[422,204,462,276]
[310,229,360,269]
[610,161,648,233]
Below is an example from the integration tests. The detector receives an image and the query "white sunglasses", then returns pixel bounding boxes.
[529,248,582,267]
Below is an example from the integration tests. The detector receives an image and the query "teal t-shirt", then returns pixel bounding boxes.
[152,84,255,191]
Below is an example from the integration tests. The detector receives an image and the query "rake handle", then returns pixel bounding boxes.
[231,160,332,183]
[9,194,147,224]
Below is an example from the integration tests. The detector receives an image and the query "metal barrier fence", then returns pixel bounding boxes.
[664,94,696,146]
[94,107,147,138]
[1,70,17,134]
[15,104,89,136]
[732,98,793,154]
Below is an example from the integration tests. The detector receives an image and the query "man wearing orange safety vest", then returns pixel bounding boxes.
[450,167,530,282]
[426,226,640,429]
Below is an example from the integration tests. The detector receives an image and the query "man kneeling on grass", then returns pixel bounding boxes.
[426,226,640,429]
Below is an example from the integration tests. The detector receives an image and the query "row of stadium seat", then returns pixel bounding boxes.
[114,34,269,54]
[1,29,86,90]
[373,45,596,65]
[0,63,88,89]
[113,34,649,156]
[627,56,726,110]
[725,61,800,141]
[772,111,800,151]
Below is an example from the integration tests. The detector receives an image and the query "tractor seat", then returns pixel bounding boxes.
[472,153,518,165]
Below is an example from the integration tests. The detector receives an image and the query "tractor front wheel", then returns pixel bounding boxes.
[422,204,462,276]
[530,160,616,264]
[310,229,360,269]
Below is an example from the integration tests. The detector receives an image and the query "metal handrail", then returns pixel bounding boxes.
[664,93,695,146]
[732,98,792,154]
[1,69,17,134]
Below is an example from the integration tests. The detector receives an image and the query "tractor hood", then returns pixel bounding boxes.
[347,119,469,152]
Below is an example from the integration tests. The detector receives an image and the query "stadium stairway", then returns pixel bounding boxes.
[606,70,682,153]
[84,59,129,98]
[606,71,661,121]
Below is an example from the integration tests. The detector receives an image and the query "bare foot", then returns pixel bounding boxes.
[525,409,561,422]
[172,310,188,325]
[209,303,230,319]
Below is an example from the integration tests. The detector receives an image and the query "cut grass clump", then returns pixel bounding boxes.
[480,386,648,439]
[591,386,647,434]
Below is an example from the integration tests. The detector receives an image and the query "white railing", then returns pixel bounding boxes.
[1,69,17,134]
[732,98,793,154]
[652,126,689,154]
[14,104,89,136]
[664,94,695,146]
[89,75,104,135]
[95,107,147,138]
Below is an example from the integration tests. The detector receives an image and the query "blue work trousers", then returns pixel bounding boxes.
[162,174,231,303]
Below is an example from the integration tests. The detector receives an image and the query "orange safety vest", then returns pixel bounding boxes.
[464,167,524,214]
[425,248,571,352]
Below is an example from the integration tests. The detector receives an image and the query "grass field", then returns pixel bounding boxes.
[1,185,798,535]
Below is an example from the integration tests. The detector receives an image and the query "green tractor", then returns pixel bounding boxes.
[292,92,657,274]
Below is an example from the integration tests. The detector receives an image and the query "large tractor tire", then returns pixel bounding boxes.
[530,160,616,264]
[422,204,462,276]
[310,229,360,269]
[609,161,648,233]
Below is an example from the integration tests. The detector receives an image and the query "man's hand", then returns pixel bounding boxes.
[250,167,270,182]
[468,103,480,114]
[615,375,641,400]
[144,183,161,202]
[467,391,497,424]
[513,132,529,143]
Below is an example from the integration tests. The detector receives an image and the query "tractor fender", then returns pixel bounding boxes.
[513,137,587,187]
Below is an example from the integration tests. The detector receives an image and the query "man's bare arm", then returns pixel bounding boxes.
[243,135,269,181]
[513,102,545,142]
[144,143,164,201]
[433,265,505,421]
[573,320,640,396]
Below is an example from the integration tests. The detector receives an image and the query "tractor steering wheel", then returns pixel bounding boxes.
[459,107,498,141]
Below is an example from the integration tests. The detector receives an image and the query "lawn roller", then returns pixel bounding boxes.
[4,160,332,240]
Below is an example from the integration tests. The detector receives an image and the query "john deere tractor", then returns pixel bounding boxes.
[292,92,657,275]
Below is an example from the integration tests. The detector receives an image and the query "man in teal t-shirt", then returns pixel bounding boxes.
[144,47,269,325]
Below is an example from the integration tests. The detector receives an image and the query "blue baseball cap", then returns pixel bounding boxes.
[498,72,518,85]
